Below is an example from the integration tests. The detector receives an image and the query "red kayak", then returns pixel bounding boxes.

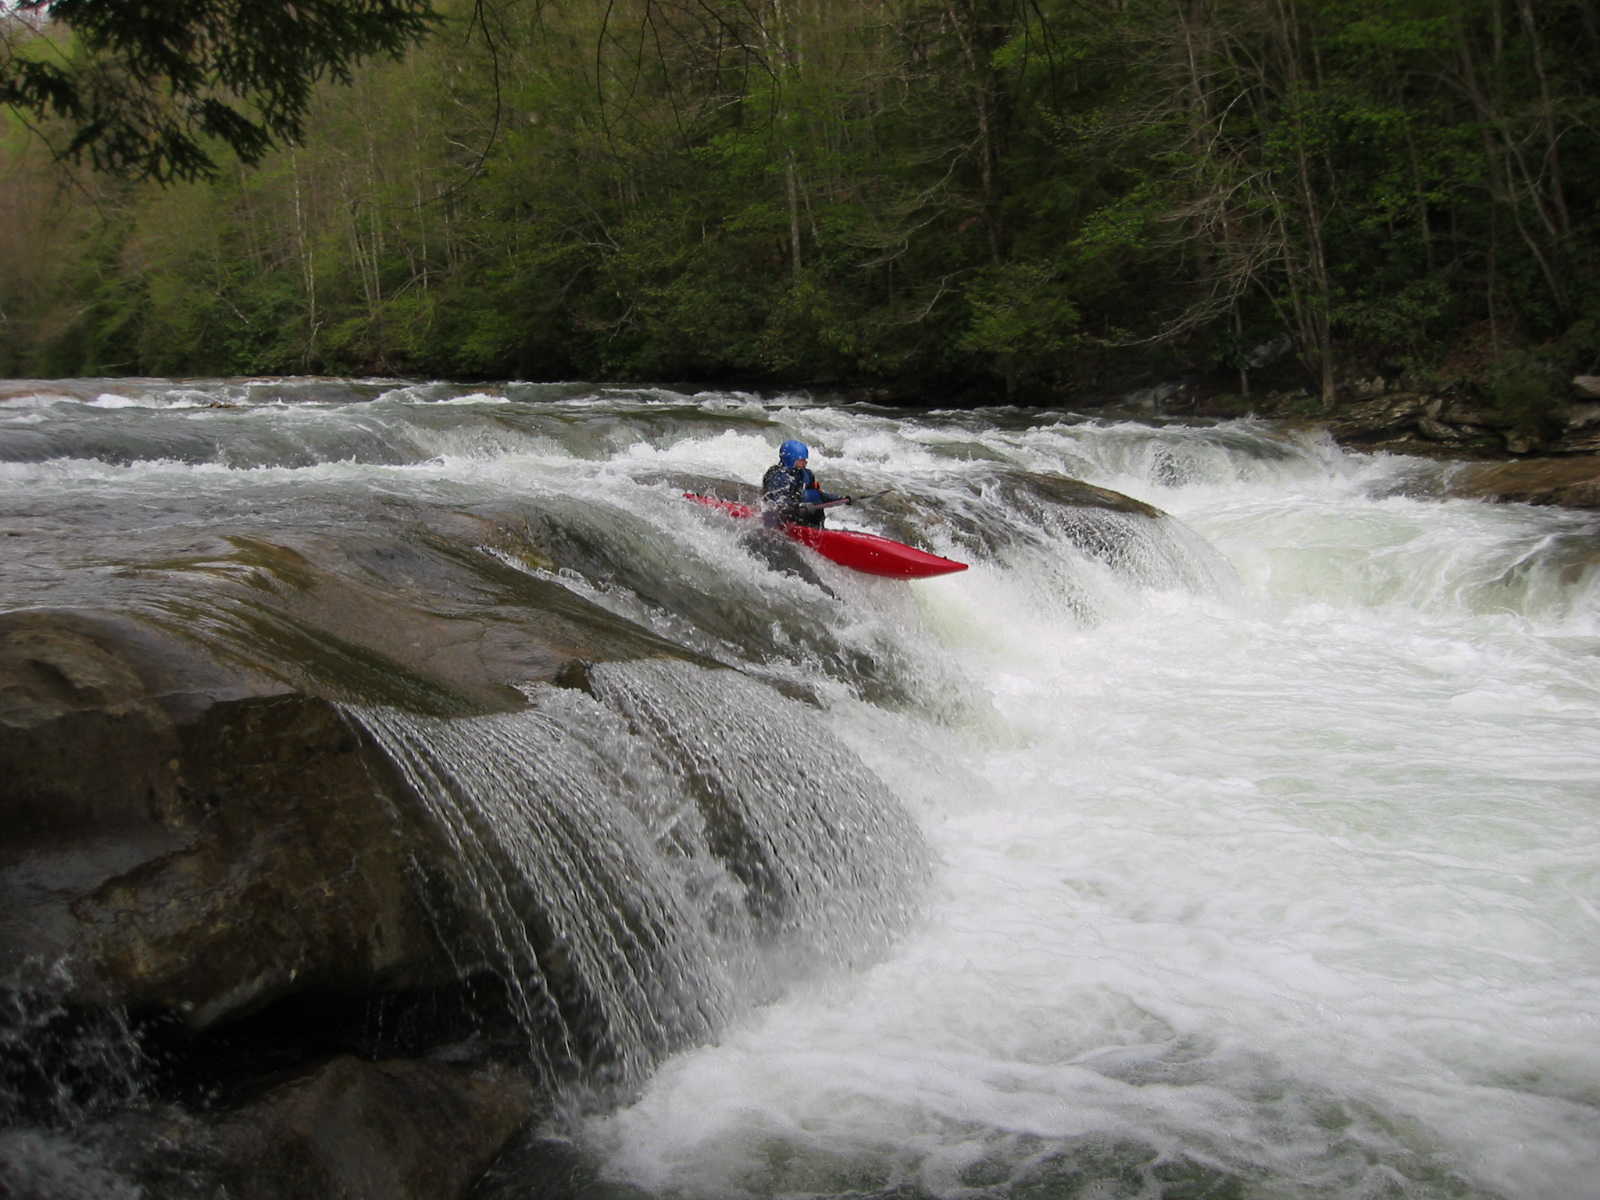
[684,493,968,579]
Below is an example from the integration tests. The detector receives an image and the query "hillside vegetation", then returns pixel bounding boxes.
[2,0,1596,410]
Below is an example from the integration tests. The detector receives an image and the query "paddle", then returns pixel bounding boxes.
[806,489,891,511]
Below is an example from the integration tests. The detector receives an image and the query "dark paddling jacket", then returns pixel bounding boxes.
[762,463,840,528]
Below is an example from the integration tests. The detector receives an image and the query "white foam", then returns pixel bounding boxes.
[581,418,1600,1200]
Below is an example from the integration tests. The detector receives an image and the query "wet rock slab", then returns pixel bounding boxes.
[0,522,709,1195]
[1443,456,1600,509]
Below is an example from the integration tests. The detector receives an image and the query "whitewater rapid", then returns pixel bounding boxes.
[3,380,1597,1199]
[576,409,1600,1199]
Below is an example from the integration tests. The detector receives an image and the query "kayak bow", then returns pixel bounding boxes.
[684,492,968,579]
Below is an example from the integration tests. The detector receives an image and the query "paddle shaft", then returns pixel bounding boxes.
[806,489,891,511]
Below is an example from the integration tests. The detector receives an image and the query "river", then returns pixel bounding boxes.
[2,378,1598,1199]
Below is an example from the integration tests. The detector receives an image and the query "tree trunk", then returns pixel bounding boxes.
[290,152,319,368]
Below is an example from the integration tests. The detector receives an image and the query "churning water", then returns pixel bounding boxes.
[3,379,1598,1199]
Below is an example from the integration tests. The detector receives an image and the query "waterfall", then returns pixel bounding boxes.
[346,659,928,1091]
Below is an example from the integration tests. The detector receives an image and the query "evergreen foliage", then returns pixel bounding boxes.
[2,0,1597,406]
[1,0,438,181]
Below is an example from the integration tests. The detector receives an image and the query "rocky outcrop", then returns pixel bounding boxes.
[1316,390,1597,457]
[0,609,280,843]
[1441,457,1600,509]
[0,516,730,1196]
[56,694,459,1027]
[0,572,699,1033]
[1,476,961,1196]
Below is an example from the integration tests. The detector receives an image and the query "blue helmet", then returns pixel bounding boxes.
[778,439,810,467]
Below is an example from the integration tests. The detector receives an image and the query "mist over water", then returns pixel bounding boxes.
[3,380,1598,1198]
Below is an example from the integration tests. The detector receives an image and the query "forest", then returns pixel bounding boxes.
[2,0,1597,410]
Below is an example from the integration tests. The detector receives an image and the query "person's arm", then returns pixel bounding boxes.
[802,471,845,506]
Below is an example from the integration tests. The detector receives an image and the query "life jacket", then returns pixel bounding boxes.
[762,463,833,528]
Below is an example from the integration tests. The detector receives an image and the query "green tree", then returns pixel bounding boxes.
[1,0,438,181]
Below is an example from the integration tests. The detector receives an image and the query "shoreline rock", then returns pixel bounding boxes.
[1439,457,1600,509]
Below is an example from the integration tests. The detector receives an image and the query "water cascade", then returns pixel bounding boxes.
[347,661,928,1090]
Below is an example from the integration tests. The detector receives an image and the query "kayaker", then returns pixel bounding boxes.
[761,439,850,529]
